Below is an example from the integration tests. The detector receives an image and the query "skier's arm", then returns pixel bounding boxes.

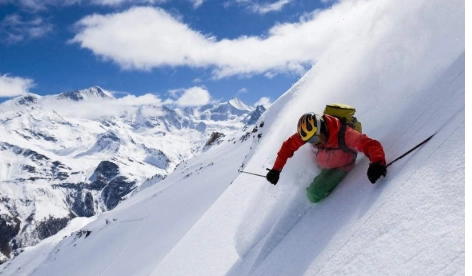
[345,128,386,165]
[272,133,305,171]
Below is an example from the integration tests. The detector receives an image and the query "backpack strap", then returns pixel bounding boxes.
[338,118,357,155]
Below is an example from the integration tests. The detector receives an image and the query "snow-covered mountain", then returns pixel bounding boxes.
[55,86,113,101]
[199,97,256,121]
[0,87,264,263]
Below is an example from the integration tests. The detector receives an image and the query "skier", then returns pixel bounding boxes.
[266,112,387,203]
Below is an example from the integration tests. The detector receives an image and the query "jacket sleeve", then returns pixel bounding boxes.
[273,133,306,171]
[344,127,386,166]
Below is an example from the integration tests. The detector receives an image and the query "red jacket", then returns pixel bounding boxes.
[273,115,386,171]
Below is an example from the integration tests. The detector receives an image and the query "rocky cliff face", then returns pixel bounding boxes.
[0,215,20,262]
[0,87,266,263]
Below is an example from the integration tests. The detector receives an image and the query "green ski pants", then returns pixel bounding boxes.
[306,168,349,203]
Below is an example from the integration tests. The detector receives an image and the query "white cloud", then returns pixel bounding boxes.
[254,96,271,108]
[0,0,80,11]
[90,0,203,8]
[223,0,292,14]
[90,0,168,6]
[0,0,203,9]
[174,86,211,107]
[70,7,209,71]
[237,88,248,94]
[69,6,318,77]
[0,14,53,43]
[0,74,34,97]
[250,0,293,14]
[189,0,205,8]
[70,0,464,80]
[235,87,248,99]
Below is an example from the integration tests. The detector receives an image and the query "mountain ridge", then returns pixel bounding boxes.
[56,86,113,101]
[0,87,265,263]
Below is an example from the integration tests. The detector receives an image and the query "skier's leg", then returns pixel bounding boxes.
[306,168,348,203]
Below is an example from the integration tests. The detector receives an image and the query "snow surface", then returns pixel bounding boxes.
[0,0,465,275]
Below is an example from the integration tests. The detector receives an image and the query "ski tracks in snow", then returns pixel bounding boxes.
[99,191,164,276]
[228,186,313,275]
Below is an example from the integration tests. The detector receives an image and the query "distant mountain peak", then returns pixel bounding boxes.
[243,104,266,125]
[56,86,113,101]
[228,98,253,111]
[16,93,41,106]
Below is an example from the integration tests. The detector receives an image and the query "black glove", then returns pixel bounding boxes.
[367,162,387,184]
[266,169,280,185]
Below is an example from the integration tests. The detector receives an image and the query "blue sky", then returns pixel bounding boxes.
[0,0,336,107]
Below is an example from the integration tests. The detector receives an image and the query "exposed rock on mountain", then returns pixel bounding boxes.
[0,215,20,261]
[203,132,226,150]
[243,105,266,125]
[56,86,113,101]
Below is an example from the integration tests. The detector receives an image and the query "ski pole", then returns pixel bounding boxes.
[386,132,436,168]
[237,168,268,178]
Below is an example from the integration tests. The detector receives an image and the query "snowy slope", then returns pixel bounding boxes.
[0,0,464,275]
[148,55,464,276]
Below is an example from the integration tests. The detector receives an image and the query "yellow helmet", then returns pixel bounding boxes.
[297,113,322,142]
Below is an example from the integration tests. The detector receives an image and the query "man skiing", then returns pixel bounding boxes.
[266,112,387,203]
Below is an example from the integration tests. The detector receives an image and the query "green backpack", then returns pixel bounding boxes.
[323,103,362,133]
[323,103,362,154]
